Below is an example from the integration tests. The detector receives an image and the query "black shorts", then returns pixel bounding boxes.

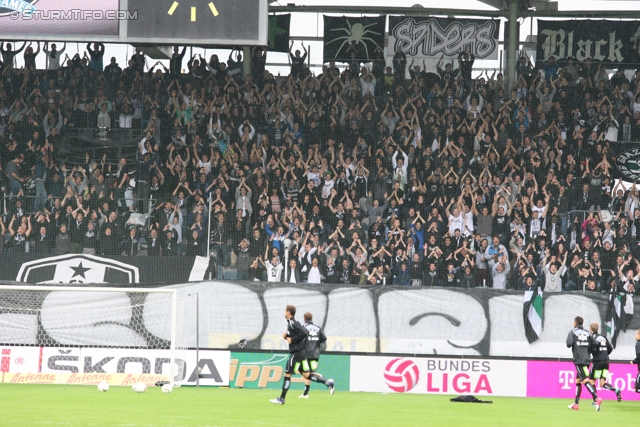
[285,351,307,375]
[589,362,610,380]
[575,364,590,381]
[302,358,319,372]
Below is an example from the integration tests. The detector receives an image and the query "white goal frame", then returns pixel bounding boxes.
[0,285,179,387]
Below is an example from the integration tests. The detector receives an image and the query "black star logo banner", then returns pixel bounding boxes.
[70,262,91,279]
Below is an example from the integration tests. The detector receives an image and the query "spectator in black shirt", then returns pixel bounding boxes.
[251,47,267,89]
[0,42,26,67]
[23,42,40,71]
[186,229,204,257]
[458,48,475,90]
[161,230,178,256]
[392,47,407,82]
[34,224,53,254]
[82,221,98,255]
[169,46,187,78]
[147,228,161,256]
[289,41,307,80]
[122,227,140,256]
[86,43,105,72]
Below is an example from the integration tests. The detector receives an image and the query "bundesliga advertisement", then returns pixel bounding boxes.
[350,356,527,397]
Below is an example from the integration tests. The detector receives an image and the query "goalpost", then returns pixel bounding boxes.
[0,285,194,388]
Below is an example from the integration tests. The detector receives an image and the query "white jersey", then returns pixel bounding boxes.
[449,213,464,236]
[531,205,545,217]
[265,263,283,282]
[307,266,322,284]
[464,211,474,235]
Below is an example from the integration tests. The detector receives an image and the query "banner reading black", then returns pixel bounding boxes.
[268,14,291,53]
[537,20,640,67]
[323,15,386,64]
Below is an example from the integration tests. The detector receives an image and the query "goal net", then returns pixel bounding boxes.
[0,285,195,388]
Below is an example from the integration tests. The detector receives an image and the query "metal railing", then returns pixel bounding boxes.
[566,209,614,225]
[1,194,157,218]
[62,127,141,166]
[1,195,42,217]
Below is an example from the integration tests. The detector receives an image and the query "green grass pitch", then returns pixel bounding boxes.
[0,384,638,427]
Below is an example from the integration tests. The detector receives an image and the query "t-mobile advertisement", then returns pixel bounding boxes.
[527,361,640,401]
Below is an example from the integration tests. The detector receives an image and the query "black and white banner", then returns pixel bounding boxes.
[0,254,205,285]
[388,16,500,61]
[613,142,640,182]
[537,20,640,66]
[0,281,638,359]
[323,15,386,64]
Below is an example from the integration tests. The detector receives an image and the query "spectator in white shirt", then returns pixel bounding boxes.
[263,256,283,282]
[543,252,568,292]
[43,42,66,71]
[491,255,511,289]
[235,179,253,219]
[360,69,376,97]
[306,257,323,284]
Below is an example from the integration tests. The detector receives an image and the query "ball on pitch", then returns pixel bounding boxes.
[162,384,173,394]
[97,381,109,392]
[132,383,147,393]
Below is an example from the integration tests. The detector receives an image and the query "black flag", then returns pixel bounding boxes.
[268,14,291,53]
[323,15,385,64]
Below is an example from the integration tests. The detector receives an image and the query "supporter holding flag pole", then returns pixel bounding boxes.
[523,276,543,343]
[606,265,637,348]
[605,277,622,348]
[620,267,637,332]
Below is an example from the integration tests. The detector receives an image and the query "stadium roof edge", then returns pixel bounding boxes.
[269,4,640,19]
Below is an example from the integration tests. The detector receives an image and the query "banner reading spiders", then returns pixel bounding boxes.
[323,15,386,65]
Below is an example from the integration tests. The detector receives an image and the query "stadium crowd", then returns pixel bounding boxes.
[2,40,640,290]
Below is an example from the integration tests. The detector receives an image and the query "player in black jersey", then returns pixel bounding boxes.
[299,312,334,398]
[632,329,640,392]
[588,322,622,402]
[270,305,334,405]
[270,305,307,405]
[566,316,602,411]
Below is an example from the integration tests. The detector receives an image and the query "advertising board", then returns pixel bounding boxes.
[230,352,350,391]
[350,355,527,397]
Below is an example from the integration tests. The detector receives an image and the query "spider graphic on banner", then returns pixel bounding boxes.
[326,19,382,60]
